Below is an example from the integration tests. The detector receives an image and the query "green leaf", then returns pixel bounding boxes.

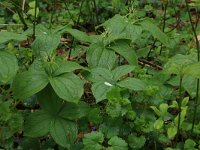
[50,118,77,149]
[53,60,83,76]
[106,102,121,118]
[184,62,200,78]
[49,73,84,103]
[154,118,164,130]
[184,139,197,150]
[58,101,91,120]
[112,65,135,81]
[12,70,49,99]
[150,106,162,116]
[159,103,169,116]
[65,28,92,43]
[83,131,104,150]
[164,54,195,75]
[107,136,128,150]
[167,126,177,139]
[88,67,113,83]
[0,51,18,83]
[109,39,138,66]
[24,111,53,137]
[140,19,169,46]
[92,82,112,103]
[0,32,27,44]
[117,77,146,91]
[37,86,63,115]
[87,42,117,70]
[128,134,146,150]
[32,31,60,56]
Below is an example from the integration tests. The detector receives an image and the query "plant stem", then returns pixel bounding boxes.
[184,0,200,134]
[68,0,84,60]
[33,0,38,39]
[177,75,183,139]
[92,0,99,25]
[159,1,168,55]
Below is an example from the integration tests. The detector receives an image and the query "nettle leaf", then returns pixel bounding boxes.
[0,51,18,83]
[12,70,49,99]
[0,32,27,44]
[49,73,84,103]
[109,39,138,66]
[37,86,63,115]
[58,101,91,120]
[164,54,195,75]
[50,118,77,149]
[24,111,53,137]
[32,31,60,56]
[83,131,104,150]
[112,65,135,81]
[87,42,117,70]
[128,134,146,150]
[107,136,128,150]
[140,19,169,46]
[117,77,146,91]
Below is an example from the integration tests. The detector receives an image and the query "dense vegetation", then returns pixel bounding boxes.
[0,0,200,149]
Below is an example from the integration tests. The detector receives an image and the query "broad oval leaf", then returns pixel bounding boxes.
[107,136,128,150]
[49,73,84,103]
[0,51,18,83]
[12,70,49,99]
[109,39,138,66]
[87,42,117,70]
[24,111,53,137]
[117,77,146,91]
[50,118,77,149]
[0,32,27,44]
[112,65,135,81]
[58,101,91,120]
[32,31,60,56]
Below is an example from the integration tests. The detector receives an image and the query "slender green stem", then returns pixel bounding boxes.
[68,0,84,60]
[33,0,38,39]
[177,75,183,139]
[92,0,99,25]
[159,1,168,55]
[49,0,55,28]
[184,0,200,134]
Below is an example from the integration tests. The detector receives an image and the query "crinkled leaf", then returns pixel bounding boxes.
[107,136,128,150]
[117,77,146,91]
[83,131,104,150]
[50,118,77,149]
[0,51,18,83]
[12,70,49,99]
[49,73,84,103]
[24,111,52,137]
[128,134,146,149]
